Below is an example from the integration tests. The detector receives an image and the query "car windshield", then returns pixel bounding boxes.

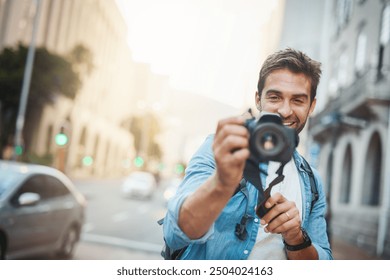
[128,173,153,182]
[0,169,19,198]
[132,176,150,183]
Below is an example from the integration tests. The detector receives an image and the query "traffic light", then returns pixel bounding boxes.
[55,127,68,146]
[82,156,94,166]
[14,145,23,156]
[134,156,144,168]
[174,163,185,175]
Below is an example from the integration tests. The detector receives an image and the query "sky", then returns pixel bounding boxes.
[115,0,283,109]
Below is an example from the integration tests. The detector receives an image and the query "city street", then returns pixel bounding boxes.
[70,178,381,260]
[73,177,166,259]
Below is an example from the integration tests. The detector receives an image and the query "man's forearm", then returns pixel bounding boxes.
[178,174,236,239]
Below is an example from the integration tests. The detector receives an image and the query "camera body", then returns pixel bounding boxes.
[244,112,298,164]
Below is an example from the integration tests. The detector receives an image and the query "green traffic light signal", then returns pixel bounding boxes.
[134,156,144,167]
[14,145,23,156]
[82,156,94,166]
[55,133,68,146]
[175,163,185,175]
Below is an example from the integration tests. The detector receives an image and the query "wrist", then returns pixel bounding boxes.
[213,172,240,194]
[284,229,304,245]
[283,228,312,251]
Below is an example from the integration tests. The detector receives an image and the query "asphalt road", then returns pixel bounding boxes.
[72,177,383,260]
[74,177,166,251]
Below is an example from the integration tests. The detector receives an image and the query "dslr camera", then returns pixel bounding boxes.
[244,112,299,218]
[244,112,298,165]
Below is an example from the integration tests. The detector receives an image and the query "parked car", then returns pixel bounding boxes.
[0,160,86,259]
[121,171,157,199]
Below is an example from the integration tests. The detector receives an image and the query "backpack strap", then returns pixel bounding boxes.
[300,157,319,213]
[233,178,247,196]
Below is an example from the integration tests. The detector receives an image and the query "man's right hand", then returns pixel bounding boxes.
[178,115,251,239]
[213,116,250,192]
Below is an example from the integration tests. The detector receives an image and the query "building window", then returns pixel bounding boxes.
[338,51,348,88]
[340,144,352,203]
[355,30,367,76]
[362,132,382,206]
[326,151,333,198]
[380,5,390,45]
[378,5,390,79]
[336,0,354,31]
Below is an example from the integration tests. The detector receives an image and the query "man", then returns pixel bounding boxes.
[163,48,332,260]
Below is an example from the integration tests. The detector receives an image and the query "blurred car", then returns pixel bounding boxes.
[121,171,157,199]
[0,160,86,260]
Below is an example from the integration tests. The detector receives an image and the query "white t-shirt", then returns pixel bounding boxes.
[248,159,302,259]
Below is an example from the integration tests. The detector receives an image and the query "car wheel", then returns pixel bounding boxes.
[0,235,6,260]
[58,226,78,259]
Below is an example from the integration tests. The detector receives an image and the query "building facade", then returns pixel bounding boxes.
[0,0,136,177]
[308,0,390,258]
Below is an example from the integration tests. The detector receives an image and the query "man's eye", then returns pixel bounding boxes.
[293,99,304,104]
[268,96,279,101]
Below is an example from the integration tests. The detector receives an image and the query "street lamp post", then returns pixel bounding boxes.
[13,0,42,160]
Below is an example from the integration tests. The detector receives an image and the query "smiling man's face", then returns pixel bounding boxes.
[256,68,317,134]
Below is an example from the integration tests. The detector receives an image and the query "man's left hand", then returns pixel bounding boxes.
[260,192,303,245]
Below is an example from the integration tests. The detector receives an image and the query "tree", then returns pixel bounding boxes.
[0,43,92,159]
[128,113,163,165]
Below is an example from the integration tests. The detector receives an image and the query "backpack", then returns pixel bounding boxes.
[158,157,319,260]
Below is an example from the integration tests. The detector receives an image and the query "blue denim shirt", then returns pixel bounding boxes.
[163,135,333,260]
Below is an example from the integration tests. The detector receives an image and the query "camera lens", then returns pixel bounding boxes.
[260,133,277,151]
[253,125,285,158]
[246,113,297,163]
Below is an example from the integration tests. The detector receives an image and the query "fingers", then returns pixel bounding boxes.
[260,192,301,234]
[214,117,249,147]
[212,116,250,190]
[213,116,250,162]
[264,192,286,208]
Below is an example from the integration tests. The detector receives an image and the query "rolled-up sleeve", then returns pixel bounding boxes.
[163,135,217,251]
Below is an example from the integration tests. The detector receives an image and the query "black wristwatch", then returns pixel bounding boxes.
[283,228,312,251]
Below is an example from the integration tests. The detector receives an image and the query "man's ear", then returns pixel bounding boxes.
[309,98,317,116]
[255,91,261,111]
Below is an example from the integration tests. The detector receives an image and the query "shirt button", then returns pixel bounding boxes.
[243,250,249,255]
[254,218,259,223]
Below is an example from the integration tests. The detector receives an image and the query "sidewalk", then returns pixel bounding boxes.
[331,237,381,260]
[74,242,161,260]
[75,237,383,260]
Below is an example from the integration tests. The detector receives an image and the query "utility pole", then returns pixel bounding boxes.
[13,0,42,160]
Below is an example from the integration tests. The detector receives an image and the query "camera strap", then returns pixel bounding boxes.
[243,156,287,218]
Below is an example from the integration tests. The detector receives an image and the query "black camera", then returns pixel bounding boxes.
[244,113,299,218]
[245,112,298,165]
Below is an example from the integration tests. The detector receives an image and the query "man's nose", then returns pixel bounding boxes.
[277,101,293,118]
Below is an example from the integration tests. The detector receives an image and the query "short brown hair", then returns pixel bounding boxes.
[257,48,322,102]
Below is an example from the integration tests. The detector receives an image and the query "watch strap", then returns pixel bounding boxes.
[283,228,312,251]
